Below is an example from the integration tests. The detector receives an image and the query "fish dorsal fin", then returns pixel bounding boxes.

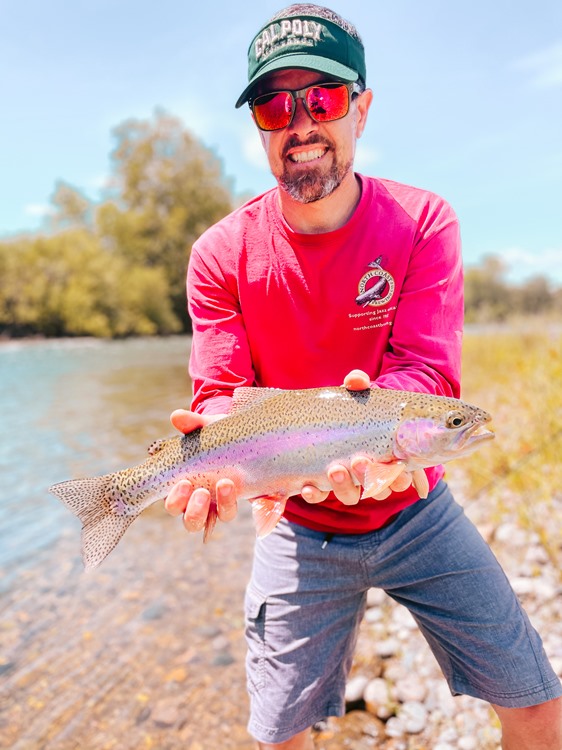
[230,387,285,416]
[147,438,174,456]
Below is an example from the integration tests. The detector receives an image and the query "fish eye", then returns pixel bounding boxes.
[446,411,466,429]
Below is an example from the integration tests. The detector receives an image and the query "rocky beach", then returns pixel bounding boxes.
[1,330,560,749]
[2,478,560,750]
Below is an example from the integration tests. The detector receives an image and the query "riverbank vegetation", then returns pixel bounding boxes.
[457,325,562,577]
[0,112,233,338]
[0,112,560,338]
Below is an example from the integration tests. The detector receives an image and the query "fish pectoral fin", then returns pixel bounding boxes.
[361,462,406,500]
[412,469,430,499]
[250,493,288,538]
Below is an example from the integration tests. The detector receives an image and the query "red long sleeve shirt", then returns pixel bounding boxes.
[187,174,464,533]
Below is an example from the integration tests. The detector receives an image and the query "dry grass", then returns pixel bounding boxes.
[447,321,562,575]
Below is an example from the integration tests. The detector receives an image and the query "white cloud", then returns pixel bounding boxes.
[355,143,381,173]
[24,204,53,218]
[242,129,269,171]
[513,41,562,89]
[497,246,562,283]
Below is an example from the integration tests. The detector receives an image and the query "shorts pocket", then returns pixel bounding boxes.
[244,585,267,692]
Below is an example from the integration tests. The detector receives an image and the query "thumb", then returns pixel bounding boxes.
[170,409,208,434]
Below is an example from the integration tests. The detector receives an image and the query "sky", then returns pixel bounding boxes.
[1,0,561,283]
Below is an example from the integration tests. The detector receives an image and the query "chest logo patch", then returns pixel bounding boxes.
[356,257,395,307]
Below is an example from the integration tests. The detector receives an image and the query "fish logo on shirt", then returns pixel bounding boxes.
[356,257,395,307]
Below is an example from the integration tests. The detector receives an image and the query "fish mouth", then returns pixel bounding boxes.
[454,420,495,452]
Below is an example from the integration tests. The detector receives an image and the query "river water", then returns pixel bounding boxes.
[0,337,255,750]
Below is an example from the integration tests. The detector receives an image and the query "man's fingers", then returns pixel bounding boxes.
[216,479,238,522]
[389,472,413,492]
[183,487,211,532]
[343,369,371,391]
[170,409,207,434]
[328,465,361,505]
[170,410,226,435]
[164,479,194,516]
[301,485,330,504]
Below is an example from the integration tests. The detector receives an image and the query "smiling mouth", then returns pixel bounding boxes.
[287,147,328,164]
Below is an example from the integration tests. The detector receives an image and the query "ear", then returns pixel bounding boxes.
[355,88,373,139]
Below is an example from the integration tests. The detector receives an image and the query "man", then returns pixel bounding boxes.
[165,5,562,749]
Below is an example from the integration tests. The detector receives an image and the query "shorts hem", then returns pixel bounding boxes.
[247,701,344,744]
[450,676,562,709]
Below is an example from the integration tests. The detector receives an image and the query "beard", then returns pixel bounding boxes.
[277,136,353,204]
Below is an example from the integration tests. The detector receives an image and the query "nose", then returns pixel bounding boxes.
[289,96,318,134]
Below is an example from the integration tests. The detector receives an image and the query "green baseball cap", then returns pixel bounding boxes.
[235,13,366,108]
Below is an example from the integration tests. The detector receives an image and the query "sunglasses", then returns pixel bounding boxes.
[250,81,361,132]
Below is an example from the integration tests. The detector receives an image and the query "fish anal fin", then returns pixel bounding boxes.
[250,493,288,538]
[412,469,430,499]
[361,462,406,500]
[203,501,218,543]
[230,387,285,416]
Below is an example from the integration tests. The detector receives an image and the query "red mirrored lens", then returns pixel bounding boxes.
[305,85,349,122]
[252,84,351,131]
[253,92,293,131]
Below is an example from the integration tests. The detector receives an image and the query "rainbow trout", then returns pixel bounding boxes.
[49,386,494,569]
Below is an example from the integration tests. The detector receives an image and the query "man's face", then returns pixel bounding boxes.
[253,69,372,204]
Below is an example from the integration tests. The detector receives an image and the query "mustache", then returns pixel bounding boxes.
[282,134,333,159]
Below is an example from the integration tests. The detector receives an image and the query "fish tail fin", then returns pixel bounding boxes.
[49,476,136,570]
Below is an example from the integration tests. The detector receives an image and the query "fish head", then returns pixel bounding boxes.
[394,397,495,467]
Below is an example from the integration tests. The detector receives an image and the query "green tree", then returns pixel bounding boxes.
[0,230,180,337]
[98,111,233,328]
[464,255,514,322]
[48,180,94,231]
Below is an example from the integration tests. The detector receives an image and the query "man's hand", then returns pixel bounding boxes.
[300,369,414,505]
[165,370,417,534]
[164,410,238,532]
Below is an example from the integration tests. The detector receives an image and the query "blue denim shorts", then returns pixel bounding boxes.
[244,481,562,744]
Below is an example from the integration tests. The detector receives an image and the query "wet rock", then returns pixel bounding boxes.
[394,675,427,703]
[345,675,369,703]
[384,716,405,738]
[312,712,383,747]
[397,701,427,733]
[511,576,557,600]
[141,602,168,621]
[364,607,383,623]
[151,699,182,727]
[375,637,400,658]
[364,678,393,719]
[366,588,387,607]
[458,737,479,750]
[211,651,235,667]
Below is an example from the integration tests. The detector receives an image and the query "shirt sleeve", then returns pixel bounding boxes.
[374,214,464,398]
[187,239,255,416]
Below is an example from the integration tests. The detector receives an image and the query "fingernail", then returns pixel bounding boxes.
[331,471,345,484]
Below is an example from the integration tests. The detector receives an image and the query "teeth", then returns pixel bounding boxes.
[290,148,325,163]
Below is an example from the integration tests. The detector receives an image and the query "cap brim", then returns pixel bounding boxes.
[235,54,359,108]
